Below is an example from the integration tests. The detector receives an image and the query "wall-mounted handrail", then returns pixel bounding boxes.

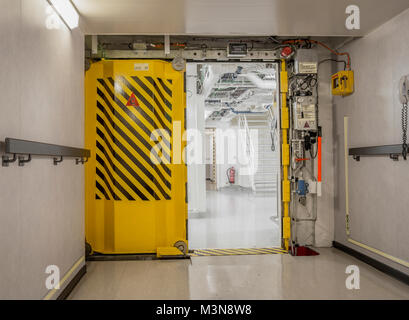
[349,144,406,161]
[2,137,90,167]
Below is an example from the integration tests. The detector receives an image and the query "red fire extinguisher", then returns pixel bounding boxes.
[227,167,235,184]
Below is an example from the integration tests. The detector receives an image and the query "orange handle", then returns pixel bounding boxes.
[317,137,322,182]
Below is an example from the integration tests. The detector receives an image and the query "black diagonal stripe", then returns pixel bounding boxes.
[131,76,172,123]
[97,114,170,199]
[97,120,171,200]
[158,78,172,97]
[107,77,171,150]
[97,102,172,189]
[145,76,172,110]
[96,194,101,200]
[97,100,171,167]
[115,76,165,131]
[97,88,159,159]
[96,167,120,200]
[96,180,110,200]
[96,87,172,177]
[96,139,150,201]
[167,79,172,84]
[96,154,135,201]
[96,119,161,200]
[118,76,171,134]
[98,79,171,150]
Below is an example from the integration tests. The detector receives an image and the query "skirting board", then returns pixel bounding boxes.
[333,241,409,286]
[56,265,87,300]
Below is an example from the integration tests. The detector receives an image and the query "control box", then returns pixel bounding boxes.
[331,70,354,96]
[294,49,318,74]
[293,96,317,131]
[227,43,248,57]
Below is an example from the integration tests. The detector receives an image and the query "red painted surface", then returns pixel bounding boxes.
[294,246,320,256]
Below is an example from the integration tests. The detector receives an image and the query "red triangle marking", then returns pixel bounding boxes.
[304,122,310,128]
[126,93,139,107]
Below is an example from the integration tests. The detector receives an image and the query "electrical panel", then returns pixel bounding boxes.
[331,70,354,96]
[294,49,318,74]
[293,96,317,131]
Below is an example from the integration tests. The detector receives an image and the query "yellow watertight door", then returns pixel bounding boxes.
[85,60,187,256]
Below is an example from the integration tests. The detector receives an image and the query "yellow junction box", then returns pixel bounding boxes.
[85,60,187,255]
[331,70,354,96]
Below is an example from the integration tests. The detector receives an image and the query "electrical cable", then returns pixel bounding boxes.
[402,101,408,160]
[318,58,347,71]
[309,143,318,160]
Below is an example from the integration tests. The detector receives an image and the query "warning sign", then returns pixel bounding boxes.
[304,122,310,128]
[126,93,139,107]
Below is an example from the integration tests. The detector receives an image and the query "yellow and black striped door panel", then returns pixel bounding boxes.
[95,138,162,201]
[95,83,171,180]
[95,113,171,197]
[97,78,170,150]
[121,76,172,130]
[96,128,170,201]
[130,76,172,124]
[97,77,172,161]
[85,60,187,254]
[114,77,172,147]
[96,153,140,201]
[95,115,170,201]
[95,75,173,201]
[97,77,172,182]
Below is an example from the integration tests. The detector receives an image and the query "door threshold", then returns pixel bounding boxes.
[190,247,287,257]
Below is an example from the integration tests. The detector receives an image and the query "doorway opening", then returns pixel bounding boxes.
[186,62,282,252]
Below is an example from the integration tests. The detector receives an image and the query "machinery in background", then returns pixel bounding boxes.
[286,45,322,252]
[277,38,352,253]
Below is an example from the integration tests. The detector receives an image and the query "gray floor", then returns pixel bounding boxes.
[68,248,409,299]
[188,186,281,249]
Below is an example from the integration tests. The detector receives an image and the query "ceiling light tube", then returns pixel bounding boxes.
[47,0,79,30]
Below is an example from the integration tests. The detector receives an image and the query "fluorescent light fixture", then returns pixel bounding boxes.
[48,0,79,30]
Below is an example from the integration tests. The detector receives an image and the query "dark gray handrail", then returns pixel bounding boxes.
[349,144,405,161]
[2,137,90,167]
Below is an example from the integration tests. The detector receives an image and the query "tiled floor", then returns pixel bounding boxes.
[68,248,409,300]
[188,186,281,249]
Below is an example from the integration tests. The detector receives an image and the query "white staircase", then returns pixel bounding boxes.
[239,112,280,195]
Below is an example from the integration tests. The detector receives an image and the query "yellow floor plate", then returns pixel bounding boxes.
[157,247,185,258]
[190,247,288,257]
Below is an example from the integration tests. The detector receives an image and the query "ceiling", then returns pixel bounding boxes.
[72,0,409,36]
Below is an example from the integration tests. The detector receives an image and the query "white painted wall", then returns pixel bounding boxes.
[333,8,409,275]
[0,0,85,298]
